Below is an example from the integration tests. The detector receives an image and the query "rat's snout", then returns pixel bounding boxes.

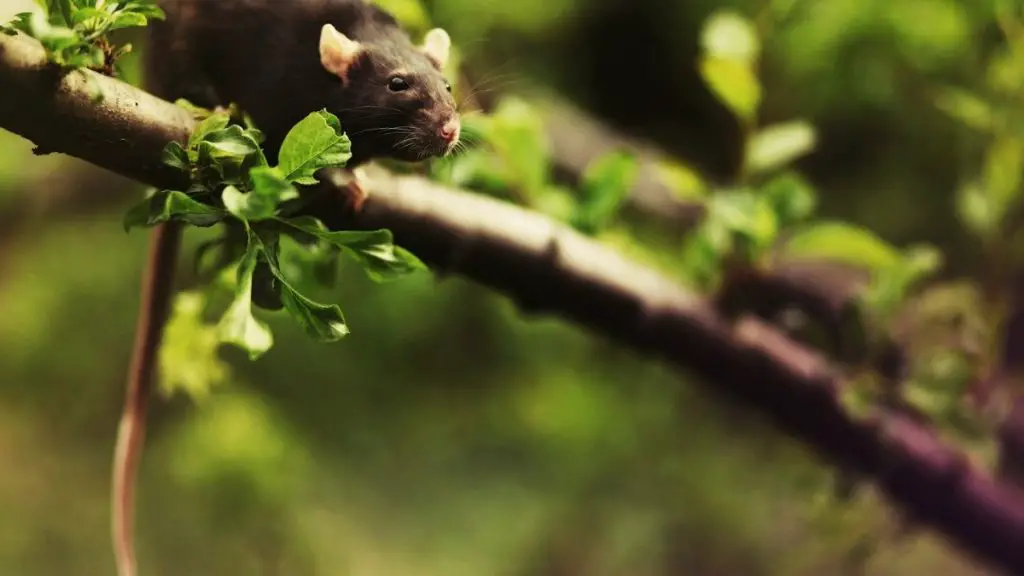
[439,116,460,145]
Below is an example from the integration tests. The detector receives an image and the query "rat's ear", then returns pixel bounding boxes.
[320,23,363,80]
[420,28,451,68]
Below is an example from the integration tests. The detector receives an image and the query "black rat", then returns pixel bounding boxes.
[112,3,461,576]
[146,0,462,166]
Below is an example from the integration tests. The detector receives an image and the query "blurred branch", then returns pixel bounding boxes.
[534,90,1024,491]
[3,32,1024,574]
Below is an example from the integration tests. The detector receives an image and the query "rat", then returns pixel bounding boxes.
[111,3,460,576]
[146,0,462,166]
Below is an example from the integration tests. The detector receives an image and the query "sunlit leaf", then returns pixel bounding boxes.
[934,87,994,132]
[781,221,902,270]
[745,120,817,174]
[700,56,762,123]
[701,10,760,63]
[656,159,706,201]
[277,110,352,185]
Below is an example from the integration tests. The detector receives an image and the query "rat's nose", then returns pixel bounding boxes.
[439,116,460,143]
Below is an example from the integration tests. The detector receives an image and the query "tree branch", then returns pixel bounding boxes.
[3,32,1024,574]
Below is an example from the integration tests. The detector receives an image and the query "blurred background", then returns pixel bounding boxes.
[0,0,1010,573]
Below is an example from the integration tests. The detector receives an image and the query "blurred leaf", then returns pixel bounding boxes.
[572,150,639,234]
[159,291,230,401]
[760,171,817,227]
[957,181,994,236]
[681,219,731,290]
[934,86,994,132]
[707,189,778,261]
[699,10,761,122]
[487,97,551,198]
[781,221,901,270]
[982,136,1024,221]
[216,237,274,359]
[701,10,760,63]
[861,244,943,321]
[745,121,817,174]
[123,190,225,232]
[655,159,706,200]
[277,109,352,185]
[987,44,1024,96]
[700,56,762,123]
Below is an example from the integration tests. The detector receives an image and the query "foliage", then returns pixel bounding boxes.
[124,107,426,367]
[1,0,163,75]
[5,0,1024,573]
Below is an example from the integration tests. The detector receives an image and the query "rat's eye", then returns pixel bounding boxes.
[444,81,452,93]
[388,76,410,91]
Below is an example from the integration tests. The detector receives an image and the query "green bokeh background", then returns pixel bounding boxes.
[0,0,1004,574]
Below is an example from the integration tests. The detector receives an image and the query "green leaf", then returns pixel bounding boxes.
[655,159,706,201]
[1,12,33,35]
[123,190,226,232]
[956,181,994,236]
[982,136,1024,222]
[701,10,760,63]
[119,1,166,20]
[934,87,994,132]
[698,10,762,123]
[861,244,943,321]
[745,121,817,174]
[49,0,74,27]
[159,291,230,400]
[221,167,298,221]
[196,125,267,185]
[281,216,427,282]
[700,56,762,123]
[216,241,274,360]
[161,141,190,172]
[249,229,350,341]
[277,110,352,184]
[278,285,350,341]
[486,97,551,198]
[572,150,639,234]
[760,171,817,227]
[108,11,149,30]
[706,189,778,260]
[69,7,108,26]
[681,219,731,290]
[188,112,231,154]
[781,221,902,270]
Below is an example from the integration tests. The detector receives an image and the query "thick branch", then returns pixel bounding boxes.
[3,33,1024,574]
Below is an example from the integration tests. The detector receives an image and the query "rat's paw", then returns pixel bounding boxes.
[338,167,368,213]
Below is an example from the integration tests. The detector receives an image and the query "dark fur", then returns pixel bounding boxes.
[147,0,458,166]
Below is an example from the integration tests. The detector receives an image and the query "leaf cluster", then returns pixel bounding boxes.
[125,108,426,362]
[2,0,163,73]
[428,98,640,237]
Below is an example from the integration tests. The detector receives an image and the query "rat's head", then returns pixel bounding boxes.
[319,23,460,163]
